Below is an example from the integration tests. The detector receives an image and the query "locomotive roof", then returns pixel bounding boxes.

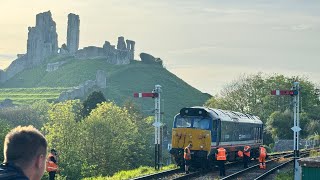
[188,106,263,124]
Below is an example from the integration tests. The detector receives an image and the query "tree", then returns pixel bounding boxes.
[81,102,142,176]
[43,100,83,179]
[306,120,320,135]
[81,91,106,117]
[205,73,320,143]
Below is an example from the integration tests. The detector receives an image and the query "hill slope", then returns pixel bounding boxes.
[0,56,210,127]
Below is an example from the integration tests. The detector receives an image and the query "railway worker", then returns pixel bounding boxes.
[0,125,48,180]
[215,146,227,177]
[237,150,243,159]
[258,145,267,169]
[243,145,251,168]
[46,149,59,180]
[184,143,192,174]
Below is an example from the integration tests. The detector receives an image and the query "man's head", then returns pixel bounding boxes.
[3,125,47,180]
[188,143,192,148]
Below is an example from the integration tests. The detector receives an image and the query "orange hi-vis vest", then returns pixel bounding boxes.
[244,145,251,157]
[46,153,58,172]
[216,147,227,161]
[184,147,191,160]
[237,150,243,158]
[259,147,267,158]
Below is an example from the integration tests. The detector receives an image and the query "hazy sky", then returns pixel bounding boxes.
[0,0,319,95]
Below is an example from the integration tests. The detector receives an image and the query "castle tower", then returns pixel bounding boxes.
[27,11,58,66]
[67,13,80,54]
[117,36,126,50]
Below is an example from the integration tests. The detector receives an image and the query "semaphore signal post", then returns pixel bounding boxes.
[133,85,162,170]
[271,82,301,180]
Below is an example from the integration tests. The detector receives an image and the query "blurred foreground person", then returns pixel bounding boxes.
[0,125,47,180]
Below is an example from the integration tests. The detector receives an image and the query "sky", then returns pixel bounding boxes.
[0,0,319,95]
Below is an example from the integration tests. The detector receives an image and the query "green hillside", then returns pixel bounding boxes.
[0,56,210,127]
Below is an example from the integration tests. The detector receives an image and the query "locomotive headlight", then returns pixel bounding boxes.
[200,145,204,149]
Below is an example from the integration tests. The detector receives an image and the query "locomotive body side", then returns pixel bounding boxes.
[209,108,263,161]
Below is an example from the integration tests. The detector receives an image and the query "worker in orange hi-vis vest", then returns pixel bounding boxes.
[258,145,267,169]
[215,146,227,177]
[243,145,251,168]
[237,150,243,158]
[184,143,192,174]
[46,149,59,180]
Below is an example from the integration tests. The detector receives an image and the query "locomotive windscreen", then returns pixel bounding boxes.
[175,116,210,130]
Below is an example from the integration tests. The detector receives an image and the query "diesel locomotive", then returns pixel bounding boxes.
[169,107,263,168]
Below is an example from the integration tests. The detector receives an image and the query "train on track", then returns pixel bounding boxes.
[169,106,263,168]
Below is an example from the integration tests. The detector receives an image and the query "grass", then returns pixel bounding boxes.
[82,164,177,180]
[0,57,210,127]
[275,169,293,180]
[309,149,320,157]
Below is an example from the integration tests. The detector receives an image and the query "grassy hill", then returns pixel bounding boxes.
[0,56,210,128]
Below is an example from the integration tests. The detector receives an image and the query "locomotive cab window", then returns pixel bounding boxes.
[193,118,210,130]
[175,117,192,128]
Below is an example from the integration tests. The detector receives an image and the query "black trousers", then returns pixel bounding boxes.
[49,171,56,180]
[217,160,225,176]
[243,155,249,168]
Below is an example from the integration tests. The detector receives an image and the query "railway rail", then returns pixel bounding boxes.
[131,148,318,180]
[219,149,317,180]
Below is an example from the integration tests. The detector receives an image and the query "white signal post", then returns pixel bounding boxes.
[271,82,301,180]
[133,85,162,170]
[292,82,301,180]
[153,85,162,170]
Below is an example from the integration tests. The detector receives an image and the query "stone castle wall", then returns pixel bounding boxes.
[58,70,107,101]
[75,37,135,65]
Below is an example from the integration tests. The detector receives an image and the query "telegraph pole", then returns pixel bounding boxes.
[133,85,162,170]
[271,81,301,180]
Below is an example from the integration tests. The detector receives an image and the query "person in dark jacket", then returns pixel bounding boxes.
[243,145,251,168]
[0,125,47,180]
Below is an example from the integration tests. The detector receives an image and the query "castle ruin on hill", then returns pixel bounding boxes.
[0,11,135,83]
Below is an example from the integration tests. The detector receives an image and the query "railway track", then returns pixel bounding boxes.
[218,149,316,180]
[131,168,181,180]
[131,148,318,180]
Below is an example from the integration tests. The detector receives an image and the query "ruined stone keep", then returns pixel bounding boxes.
[27,11,58,66]
[67,13,80,54]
